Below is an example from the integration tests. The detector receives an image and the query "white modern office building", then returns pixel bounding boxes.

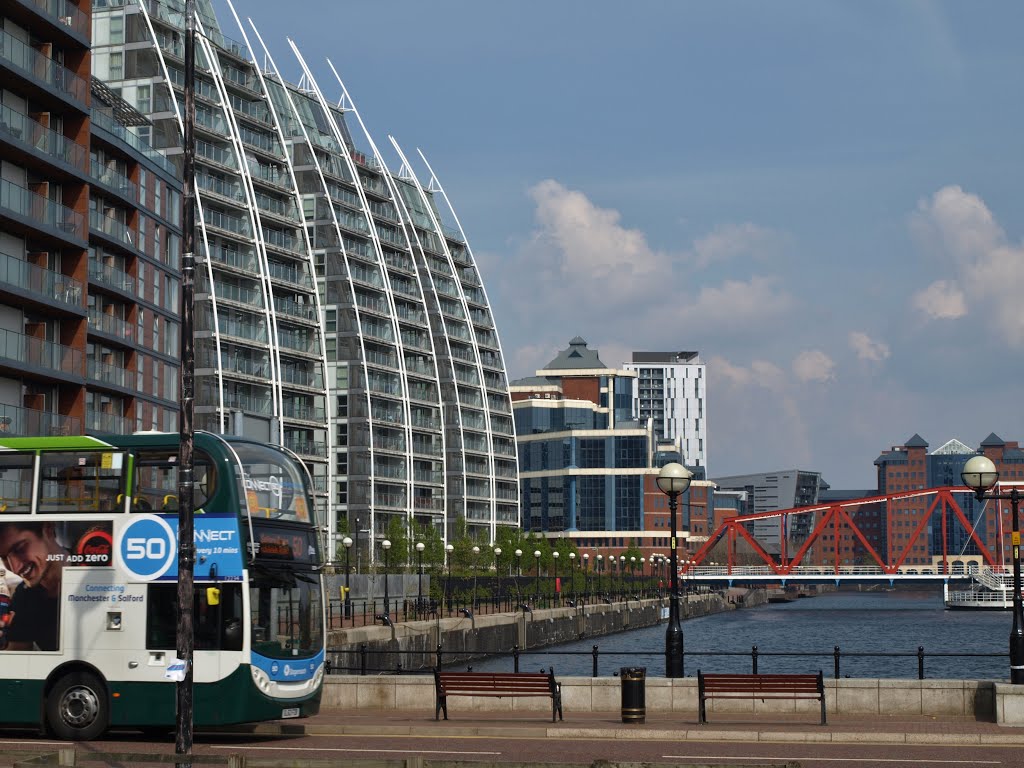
[623,351,707,472]
[91,0,519,551]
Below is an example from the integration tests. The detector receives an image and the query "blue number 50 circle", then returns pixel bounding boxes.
[114,514,177,581]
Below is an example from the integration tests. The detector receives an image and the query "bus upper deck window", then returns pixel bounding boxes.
[0,454,34,513]
[39,453,125,514]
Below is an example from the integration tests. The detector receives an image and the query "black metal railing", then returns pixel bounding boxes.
[325,642,1004,681]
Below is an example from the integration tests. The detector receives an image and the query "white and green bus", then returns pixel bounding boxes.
[0,431,324,739]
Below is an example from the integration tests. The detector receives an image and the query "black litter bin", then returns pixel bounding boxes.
[620,666,646,724]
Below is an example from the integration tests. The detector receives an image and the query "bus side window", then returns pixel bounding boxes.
[132,451,212,515]
[38,452,124,513]
[0,453,34,513]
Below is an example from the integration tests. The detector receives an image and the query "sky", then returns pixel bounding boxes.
[214,1,1024,489]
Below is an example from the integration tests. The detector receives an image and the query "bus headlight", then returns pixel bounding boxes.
[250,665,273,694]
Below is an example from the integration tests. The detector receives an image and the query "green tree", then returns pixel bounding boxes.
[385,515,410,569]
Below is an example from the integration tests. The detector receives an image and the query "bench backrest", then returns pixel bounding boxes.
[699,672,823,695]
[435,671,556,695]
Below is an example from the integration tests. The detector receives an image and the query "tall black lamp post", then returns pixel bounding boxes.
[619,555,626,595]
[552,550,560,606]
[445,543,454,614]
[381,539,392,622]
[596,554,604,596]
[568,551,575,604]
[657,462,693,678]
[471,545,480,610]
[582,553,590,603]
[342,536,353,618]
[493,547,502,608]
[415,541,425,617]
[962,455,1024,683]
[533,549,542,604]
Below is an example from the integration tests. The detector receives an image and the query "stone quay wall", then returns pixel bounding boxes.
[322,674,1010,723]
[325,590,765,675]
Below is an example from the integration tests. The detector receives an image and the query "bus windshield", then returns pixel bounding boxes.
[233,443,311,523]
[249,565,323,660]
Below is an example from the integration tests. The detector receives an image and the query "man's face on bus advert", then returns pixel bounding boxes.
[0,524,60,592]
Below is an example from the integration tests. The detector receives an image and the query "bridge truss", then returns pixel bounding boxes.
[684,486,1008,582]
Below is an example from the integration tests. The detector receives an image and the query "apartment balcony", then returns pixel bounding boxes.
[90,111,177,175]
[86,409,131,435]
[89,209,137,253]
[282,437,328,459]
[88,259,136,297]
[0,178,84,245]
[87,308,135,346]
[0,401,80,437]
[281,401,325,424]
[89,160,138,203]
[0,250,83,312]
[0,327,82,379]
[87,357,137,391]
[0,27,88,108]
[11,0,90,40]
[0,102,88,177]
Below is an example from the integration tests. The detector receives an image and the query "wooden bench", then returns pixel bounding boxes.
[434,669,563,722]
[698,670,826,724]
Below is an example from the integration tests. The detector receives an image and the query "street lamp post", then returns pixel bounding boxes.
[381,539,392,622]
[343,536,353,619]
[582,553,590,604]
[568,551,575,604]
[619,555,626,596]
[962,455,1024,683]
[534,550,542,605]
[596,554,604,597]
[552,550,560,606]
[415,541,425,617]
[471,545,480,611]
[445,543,454,615]
[493,547,502,609]
[657,462,694,678]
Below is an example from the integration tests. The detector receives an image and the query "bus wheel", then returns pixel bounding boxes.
[46,672,109,741]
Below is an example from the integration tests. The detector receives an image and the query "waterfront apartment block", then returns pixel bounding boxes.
[623,350,707,471]
[90,0,518,550]
[1,0,181,443]
[513,337,710,562]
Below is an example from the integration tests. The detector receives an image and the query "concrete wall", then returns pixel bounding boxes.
[322,675,999,722]
[326,594,739,674]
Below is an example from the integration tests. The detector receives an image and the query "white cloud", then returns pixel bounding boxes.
[691,222,780,268]
[912,280,967,320]
[911,185,1024,344]
[848,332,891,363]
[675,276,793,333]
[792,350,836,383]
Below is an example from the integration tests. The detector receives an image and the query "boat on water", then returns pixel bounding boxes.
[945,568,1019,610]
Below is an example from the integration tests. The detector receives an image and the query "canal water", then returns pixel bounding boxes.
[460,590,1010,679]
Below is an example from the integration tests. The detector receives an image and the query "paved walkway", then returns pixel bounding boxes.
[231,708,1024,747]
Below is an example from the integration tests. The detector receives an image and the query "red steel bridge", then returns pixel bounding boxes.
[681,485,1017,583]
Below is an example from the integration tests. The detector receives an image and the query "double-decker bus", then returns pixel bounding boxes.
[0,431,324,740]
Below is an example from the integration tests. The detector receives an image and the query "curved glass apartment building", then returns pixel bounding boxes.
[90,0,518,549]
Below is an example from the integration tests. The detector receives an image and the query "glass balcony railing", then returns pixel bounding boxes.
[88,259,135,294]
[89,159,137,199]
[87,357,136,390]
[0,401,80,437]
[0,250,82,306]
[87,308,134,341]
[85,409,131,435]
[0,102,87,170]
[282,437,327,458]
[0,27,87,103]
[1,178,83,238]
[90,110,176,175]
[282,402,326,422]
[0,326,81,374]
[16,0,89,37]
[275,296,317,322]
[89,209,135,249]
